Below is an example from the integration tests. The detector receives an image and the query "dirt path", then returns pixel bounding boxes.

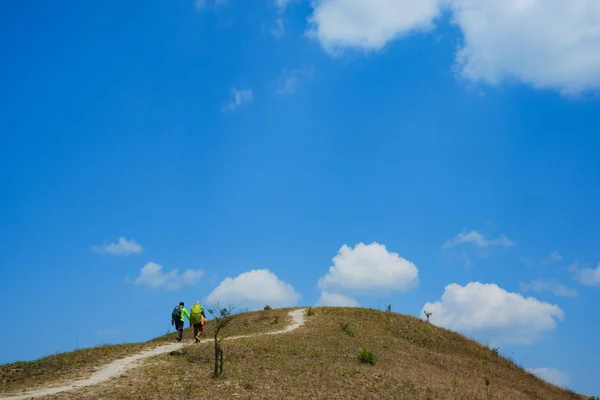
[1,308,307,400]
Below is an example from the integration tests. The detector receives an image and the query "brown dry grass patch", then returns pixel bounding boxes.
[41,307,586,400]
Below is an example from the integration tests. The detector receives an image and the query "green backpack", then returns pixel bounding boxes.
[190,303,203,324]
[172,305,182,321]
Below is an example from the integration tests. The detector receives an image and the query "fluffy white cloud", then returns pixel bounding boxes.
[442,230,515,249]
[421,282,564,345]
[519,280,578,297]
[134,262,204,291]
[307,0,441,55]
[317,291,359,307]
[450,0,600,94]
[527,367,570,388]
[206,269,301,309]
[570,262,600,286]
[318,242,419,294]
[91,237,143,255]
[222,88,254,112]
[275,67,314,95]
[307,0,600,94]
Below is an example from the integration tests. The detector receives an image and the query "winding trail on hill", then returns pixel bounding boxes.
[1,308,307,400]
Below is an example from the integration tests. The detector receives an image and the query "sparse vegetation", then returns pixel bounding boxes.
[263,305,272,311]
[491,347,500,357]
[306,306,314,316]
[207,304,236,378]
[424,310,433,322]
[340,322,356,337]
[356,348,376,365]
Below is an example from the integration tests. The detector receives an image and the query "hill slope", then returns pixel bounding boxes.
[1,307,588,400]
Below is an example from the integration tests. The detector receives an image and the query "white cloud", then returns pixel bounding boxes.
[570,262,600,286]
[421,282,564,345]
[206,269,301,309]
[91,237,143,255]
[318,242,419,294]
[307,0,600,94]
[276,68,314,95]
[450,0,600,94]
[96,329,118,336]
[442,230,515,249]
[134,262,204,291]
[307,0,441,55]
[527,367,570,388]
[519,280,578,297]
[546,250,562,263]
[222,88,254,112]
[317,291,359,307]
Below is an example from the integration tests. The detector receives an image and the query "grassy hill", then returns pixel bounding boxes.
[0,307,590,399]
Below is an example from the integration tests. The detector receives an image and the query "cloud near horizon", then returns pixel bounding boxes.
[422,282,564,345]
[318,242,419,294]
[316,291,359,307]
[206,269,301,309]
[306,0,600,94]
[91,237,143,255]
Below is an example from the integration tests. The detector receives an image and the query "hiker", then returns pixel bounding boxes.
[190,301,207,343]
[171,301,191,342]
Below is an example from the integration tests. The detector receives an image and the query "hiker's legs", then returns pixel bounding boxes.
[175,320,184,341]
[193,324,202,342]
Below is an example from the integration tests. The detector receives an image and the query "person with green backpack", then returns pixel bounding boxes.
[171,301,191,342]
[190,301,207,343]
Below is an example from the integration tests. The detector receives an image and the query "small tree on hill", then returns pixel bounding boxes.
[207,304,237,378]
[424,310,433,322]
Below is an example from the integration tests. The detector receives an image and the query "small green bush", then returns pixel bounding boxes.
[490,347,499,357]
[356,348,376,365]
[263,305,272,311]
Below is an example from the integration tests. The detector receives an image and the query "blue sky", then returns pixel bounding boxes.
[1,0,599,395]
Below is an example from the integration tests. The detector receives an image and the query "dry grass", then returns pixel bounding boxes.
[0,342,151,396]
[0,307,291,397]
[38,307,587,400]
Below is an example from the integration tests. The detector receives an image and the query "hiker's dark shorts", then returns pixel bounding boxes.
[175,320,184,331]
[193,323,203,331]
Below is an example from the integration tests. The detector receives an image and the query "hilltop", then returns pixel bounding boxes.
[0,307,588,400]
